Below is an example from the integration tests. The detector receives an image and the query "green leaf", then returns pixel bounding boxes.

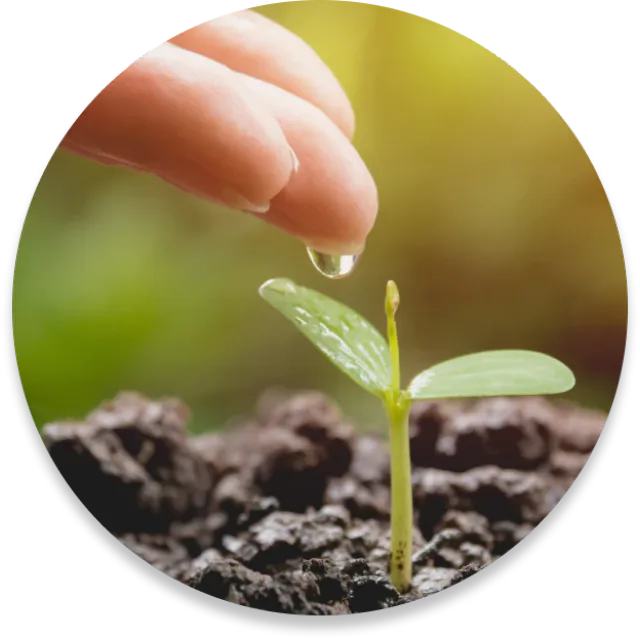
[407,350,575,399]
[259,278,391,396]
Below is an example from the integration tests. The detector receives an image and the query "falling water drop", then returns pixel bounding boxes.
[306,248,360,279]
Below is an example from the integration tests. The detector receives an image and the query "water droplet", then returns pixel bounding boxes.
[306,248,360,279]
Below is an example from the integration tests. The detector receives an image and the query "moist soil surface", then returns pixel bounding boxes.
[43,390,604,614]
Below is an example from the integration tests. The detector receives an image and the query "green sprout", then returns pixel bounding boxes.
[259,278,575,593]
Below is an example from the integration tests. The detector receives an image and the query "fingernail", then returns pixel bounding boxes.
[220,188,270,215]
[240,199,270,215]
[289,145,300,174]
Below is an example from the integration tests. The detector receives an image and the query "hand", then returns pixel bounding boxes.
[61,10,377,255]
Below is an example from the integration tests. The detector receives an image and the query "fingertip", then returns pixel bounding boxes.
[297,167,377,255]
[247,76,378,255]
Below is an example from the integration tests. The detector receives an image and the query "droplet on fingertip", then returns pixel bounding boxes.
[306,248,360,279]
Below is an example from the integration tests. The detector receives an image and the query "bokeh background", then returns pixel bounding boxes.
[13,1,626,433]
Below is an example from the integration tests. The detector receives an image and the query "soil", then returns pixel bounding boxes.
[43,389,605,615]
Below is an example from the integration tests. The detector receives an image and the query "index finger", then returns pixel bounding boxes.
[170,10,355,138]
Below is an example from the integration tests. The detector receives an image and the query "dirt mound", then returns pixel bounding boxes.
[43,391,604,614]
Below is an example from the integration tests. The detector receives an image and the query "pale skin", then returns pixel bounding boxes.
[61,10,378,256]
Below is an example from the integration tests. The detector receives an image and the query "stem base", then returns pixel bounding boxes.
[386,396,413,593]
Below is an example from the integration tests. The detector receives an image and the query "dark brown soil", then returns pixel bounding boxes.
[42,390,604,615]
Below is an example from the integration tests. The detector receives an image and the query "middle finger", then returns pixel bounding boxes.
[170,10,355,138]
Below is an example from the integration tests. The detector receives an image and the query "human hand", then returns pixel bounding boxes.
[61,10,378,256]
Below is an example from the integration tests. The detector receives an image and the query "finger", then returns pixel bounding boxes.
[238,74,378,255]
[62,42,296,211]
[170,10,355,138]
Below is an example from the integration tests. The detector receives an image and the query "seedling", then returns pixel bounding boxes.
[259,278,575,593]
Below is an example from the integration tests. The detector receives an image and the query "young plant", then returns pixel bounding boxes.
[259,278,575,593]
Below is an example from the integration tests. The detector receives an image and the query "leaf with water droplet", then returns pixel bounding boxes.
[259,278,391,396]
[407,350,575,399]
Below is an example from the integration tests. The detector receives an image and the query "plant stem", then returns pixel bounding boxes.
[386,283,401,394]
[386,396,413,593]
[384,280,413,593]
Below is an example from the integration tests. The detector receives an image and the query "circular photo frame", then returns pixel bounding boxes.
[14,1,626,616]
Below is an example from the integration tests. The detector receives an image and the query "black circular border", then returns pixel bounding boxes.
[1,11,639,637]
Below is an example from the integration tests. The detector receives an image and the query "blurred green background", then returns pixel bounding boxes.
[13,1,626,433]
